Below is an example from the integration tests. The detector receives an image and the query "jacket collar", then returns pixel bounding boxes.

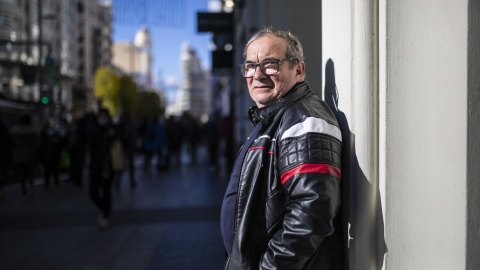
[248,81,311,126]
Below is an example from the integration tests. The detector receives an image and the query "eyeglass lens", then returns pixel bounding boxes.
[243,60,279,77]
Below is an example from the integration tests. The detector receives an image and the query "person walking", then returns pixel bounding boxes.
[117,111,137,188]
[141,116,164,169]
[68,115,87,187]
[0,113,12,198]
[87,109,116,229]
[10,114,39,199]
[39,119,62,189]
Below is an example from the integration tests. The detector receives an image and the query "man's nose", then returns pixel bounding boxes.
[253,66,266,79]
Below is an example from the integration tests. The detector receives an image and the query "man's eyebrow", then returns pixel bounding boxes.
[245,57,278,63]
[262,57,278,61]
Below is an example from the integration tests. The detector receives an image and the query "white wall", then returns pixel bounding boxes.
[323,1,385,269]
[323,0,469,269]
[384,0,467,268]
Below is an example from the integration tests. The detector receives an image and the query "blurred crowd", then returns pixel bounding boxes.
[0,109,234,228]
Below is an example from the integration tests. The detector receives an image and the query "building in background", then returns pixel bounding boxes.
[73,0,113,118]
[0,0,113,121]
[168,42,210,121]
[112,25,152,90]
[0,0,82,125]
[0,0,39,105]
[40,0,78,120]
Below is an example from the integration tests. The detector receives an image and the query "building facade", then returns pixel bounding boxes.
[0,0,40,104]
[74,0,112,117]
[112,25,152,90]
[0,0,79,124]
[175,42,210,121]
[0,0,112,122]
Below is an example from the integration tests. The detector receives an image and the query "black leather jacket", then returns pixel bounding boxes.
[225,82,343,269]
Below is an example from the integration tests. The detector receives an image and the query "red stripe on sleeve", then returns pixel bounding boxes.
[248,146,266,151]
[280,163,341,185]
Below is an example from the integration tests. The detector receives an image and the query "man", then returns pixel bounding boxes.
[221,28,343,269]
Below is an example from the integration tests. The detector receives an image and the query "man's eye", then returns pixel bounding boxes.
[245,64,256,70]
[262,61,277,68]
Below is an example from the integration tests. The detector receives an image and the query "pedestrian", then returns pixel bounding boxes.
[141,116,164,169]
[205,112,220,168]
[220,28,343,269]
[0,112,12,198]
[181,113,200,165]
[116,110,137,189]
[165,116,183,167]
[39,119,62,188]
[10,114,39,199]
[68,115,87,187]
[87,109,116,229]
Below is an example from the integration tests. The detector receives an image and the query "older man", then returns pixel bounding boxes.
[220,28,343,269]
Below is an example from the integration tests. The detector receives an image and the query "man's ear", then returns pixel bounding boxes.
[296,61,306,80]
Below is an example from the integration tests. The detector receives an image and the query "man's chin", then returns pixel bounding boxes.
[254,99,272,108]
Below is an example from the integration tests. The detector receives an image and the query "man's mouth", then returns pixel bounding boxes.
[254,85,273,90]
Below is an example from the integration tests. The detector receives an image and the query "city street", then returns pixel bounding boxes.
[0,146,228,270]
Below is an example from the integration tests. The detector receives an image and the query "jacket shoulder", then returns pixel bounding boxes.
[277,93,341,142]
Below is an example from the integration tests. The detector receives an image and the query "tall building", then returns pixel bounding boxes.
[112,25,152,90]
[175,42,210,121]
[40,0,78,118]
[0,0,79,124]
[0,0,41,104]
[74,0,112,117]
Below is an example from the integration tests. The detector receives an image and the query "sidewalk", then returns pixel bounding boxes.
[0,146,228,270]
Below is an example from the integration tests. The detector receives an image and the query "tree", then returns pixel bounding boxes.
[119,75,138,113]
[94,67,121,116]
[134,91,164,121]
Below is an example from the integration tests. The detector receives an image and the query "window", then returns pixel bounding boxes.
[0,13,21,28]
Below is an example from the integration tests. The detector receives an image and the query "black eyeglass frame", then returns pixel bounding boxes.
[239,58,299,78]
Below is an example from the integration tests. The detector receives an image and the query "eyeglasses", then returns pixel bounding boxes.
[240,58,299,78]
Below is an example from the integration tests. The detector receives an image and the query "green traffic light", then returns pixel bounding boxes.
[41,97,49,104]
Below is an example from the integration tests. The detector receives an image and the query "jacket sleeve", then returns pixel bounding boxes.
[260,117,342,269]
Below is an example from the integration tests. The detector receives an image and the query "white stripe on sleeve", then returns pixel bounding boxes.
[280,117,342,142]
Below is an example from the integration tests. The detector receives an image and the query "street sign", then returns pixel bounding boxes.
[197,12,233,33]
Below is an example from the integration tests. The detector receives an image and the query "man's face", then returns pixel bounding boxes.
[245,36,304,108]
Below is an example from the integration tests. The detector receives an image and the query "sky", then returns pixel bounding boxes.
[111,0,212,87]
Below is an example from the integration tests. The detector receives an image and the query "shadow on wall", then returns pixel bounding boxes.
[324,59,387,270]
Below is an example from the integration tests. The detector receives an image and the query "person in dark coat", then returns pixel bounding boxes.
[87,109,116,229]
[0,113,12,198]
[165,116,183,167]
[10,114,39,198]
[68,116,87,187]
[116,110,137,188]
[40,119,62,188]
[221,28,343,269]
[205,113,221,168]
[141,116,165,169]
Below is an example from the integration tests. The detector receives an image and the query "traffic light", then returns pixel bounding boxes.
[41,96,50,104]
[40,89,51,105]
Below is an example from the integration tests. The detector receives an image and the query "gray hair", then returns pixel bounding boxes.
[243,28,305,64]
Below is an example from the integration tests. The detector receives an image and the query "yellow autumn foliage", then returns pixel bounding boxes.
[94,67,141,117]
